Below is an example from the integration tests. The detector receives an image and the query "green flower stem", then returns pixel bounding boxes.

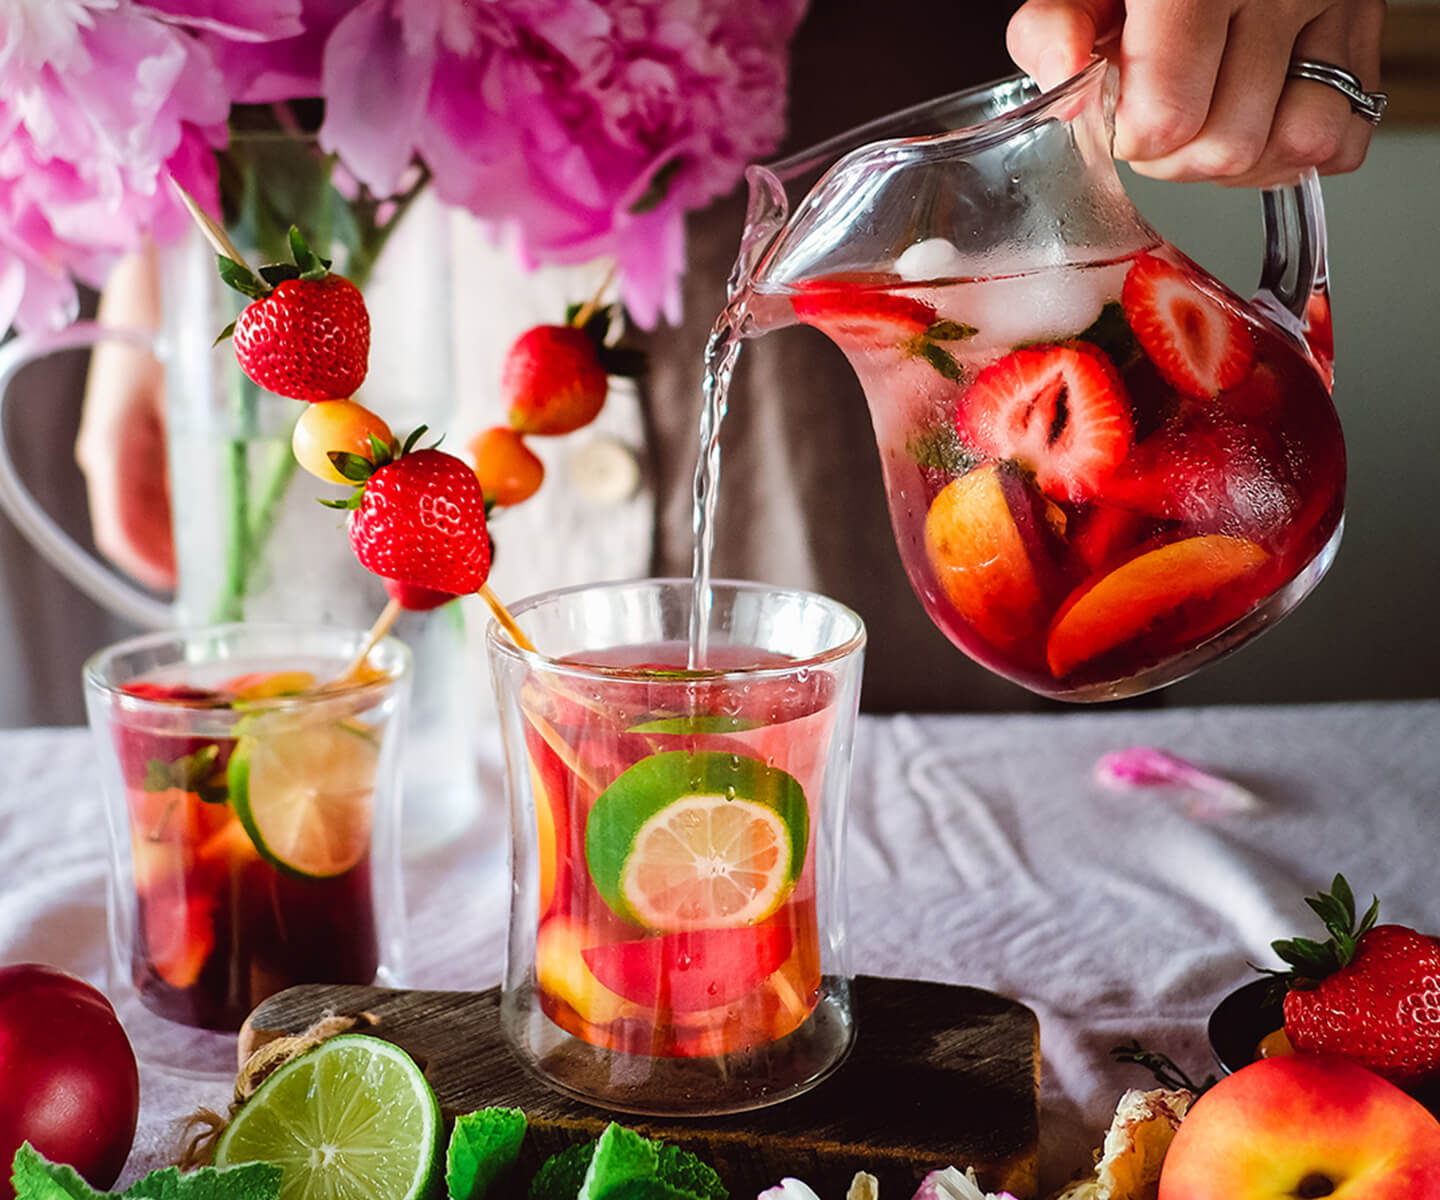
[246,439,299,559]
[215,437,251,623]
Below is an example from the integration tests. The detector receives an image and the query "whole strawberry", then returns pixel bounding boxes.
[1271,874,1440,1088]
[326,431,491,597]
[219,226,370,403]
[383,577,459,611]
[503,304,645,436]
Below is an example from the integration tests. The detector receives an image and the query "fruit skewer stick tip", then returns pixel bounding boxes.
[337,596,403,684]
[168,178,254,272]
[481,584,537,653]
[571,262,617,330]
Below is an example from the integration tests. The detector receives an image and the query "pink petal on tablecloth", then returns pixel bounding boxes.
[1094,746,1260,816]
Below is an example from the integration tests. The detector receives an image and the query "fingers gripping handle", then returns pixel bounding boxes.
[0,322,175,629]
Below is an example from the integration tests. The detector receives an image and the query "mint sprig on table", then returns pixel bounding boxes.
[11,1145,280,1200]
[14,1117,728,1200]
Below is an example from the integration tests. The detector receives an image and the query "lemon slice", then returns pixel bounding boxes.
[585,751,808,932]
[215,1034,441,1200]
[228,720,378,879]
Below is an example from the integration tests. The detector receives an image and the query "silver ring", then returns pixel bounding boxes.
[1287,58,1388,125]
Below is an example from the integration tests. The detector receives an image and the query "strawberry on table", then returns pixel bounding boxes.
[1271,874,1440,1089]
[326,430,492,597]
[955,342,1133,503]
[218,226,370,403]
[1121,251,1254,399]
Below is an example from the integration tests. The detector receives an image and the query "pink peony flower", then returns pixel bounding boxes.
[319,0,809,327]
[0,0,295,333]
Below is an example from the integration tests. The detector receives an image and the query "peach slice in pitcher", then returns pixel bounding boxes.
[923,462,1061,659]
[1047,535,1270,678]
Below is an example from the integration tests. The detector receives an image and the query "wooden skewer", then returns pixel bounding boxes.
[169,179,254,272]
[571,262,617,329]
[481,584,536,652]
[334,596,403,684]
[524,709,604,795]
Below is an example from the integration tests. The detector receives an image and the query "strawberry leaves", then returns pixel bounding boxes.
[214,226,334,341]
[320,426,434,510]
[561,303,648,380]
[1270,874,1380,986]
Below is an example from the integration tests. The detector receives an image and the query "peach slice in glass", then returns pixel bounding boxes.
[1047,535,1269,678]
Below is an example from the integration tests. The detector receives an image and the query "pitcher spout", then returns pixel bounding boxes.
[729,165,790,299]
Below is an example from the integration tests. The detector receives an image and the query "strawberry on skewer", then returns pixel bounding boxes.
[324,430,492,598]
[502,279,646,438]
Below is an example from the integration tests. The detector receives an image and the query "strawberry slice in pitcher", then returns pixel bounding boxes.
[1122,252,1255,399]
[791,279,966,379]
[582,924,793,1012]
[955,342,1132,503]
[792,280,936,342]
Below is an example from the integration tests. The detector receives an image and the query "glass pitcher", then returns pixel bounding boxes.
[725,60,1344,702]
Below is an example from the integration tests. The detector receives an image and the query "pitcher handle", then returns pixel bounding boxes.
[0,321,175,629]
[1256,168,1334,389]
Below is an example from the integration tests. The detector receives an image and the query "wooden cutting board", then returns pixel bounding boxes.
[245,975,1040,1199]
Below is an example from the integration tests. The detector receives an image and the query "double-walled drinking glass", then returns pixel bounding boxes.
[84,624,410,1076]
[489,578,865,1115]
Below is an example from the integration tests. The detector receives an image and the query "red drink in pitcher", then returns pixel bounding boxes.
[520,643,836,1059]
[785,243,1345,698]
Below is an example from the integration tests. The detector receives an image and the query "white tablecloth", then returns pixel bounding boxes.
[3,702,1437,1194]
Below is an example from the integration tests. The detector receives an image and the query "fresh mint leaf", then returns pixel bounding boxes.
[529,1143,594,1200]
[653,1147,725,1200]
[1076,301,1138,367]
[11,1146,281,1200]
[122,1164,282,1200]
[12,1144,104,1200]
[905,423,976,475]
[142,745,227,806]
[529,1130,725,1200]
[916,341,962,382]
[925,319,977,342]
[578,1127,658,1200]
[446,1107,527,1200]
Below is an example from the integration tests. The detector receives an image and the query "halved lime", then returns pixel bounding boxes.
[215,1034,442,1200]
[585,751,808,932]
[228,719,378,879]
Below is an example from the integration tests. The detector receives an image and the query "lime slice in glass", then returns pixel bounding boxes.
[585,750,808,932]
[215,1034,442,1200]
[228,719,378,879]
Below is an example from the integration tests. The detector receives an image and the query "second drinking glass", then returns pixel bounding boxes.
[489,578,865,1115]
